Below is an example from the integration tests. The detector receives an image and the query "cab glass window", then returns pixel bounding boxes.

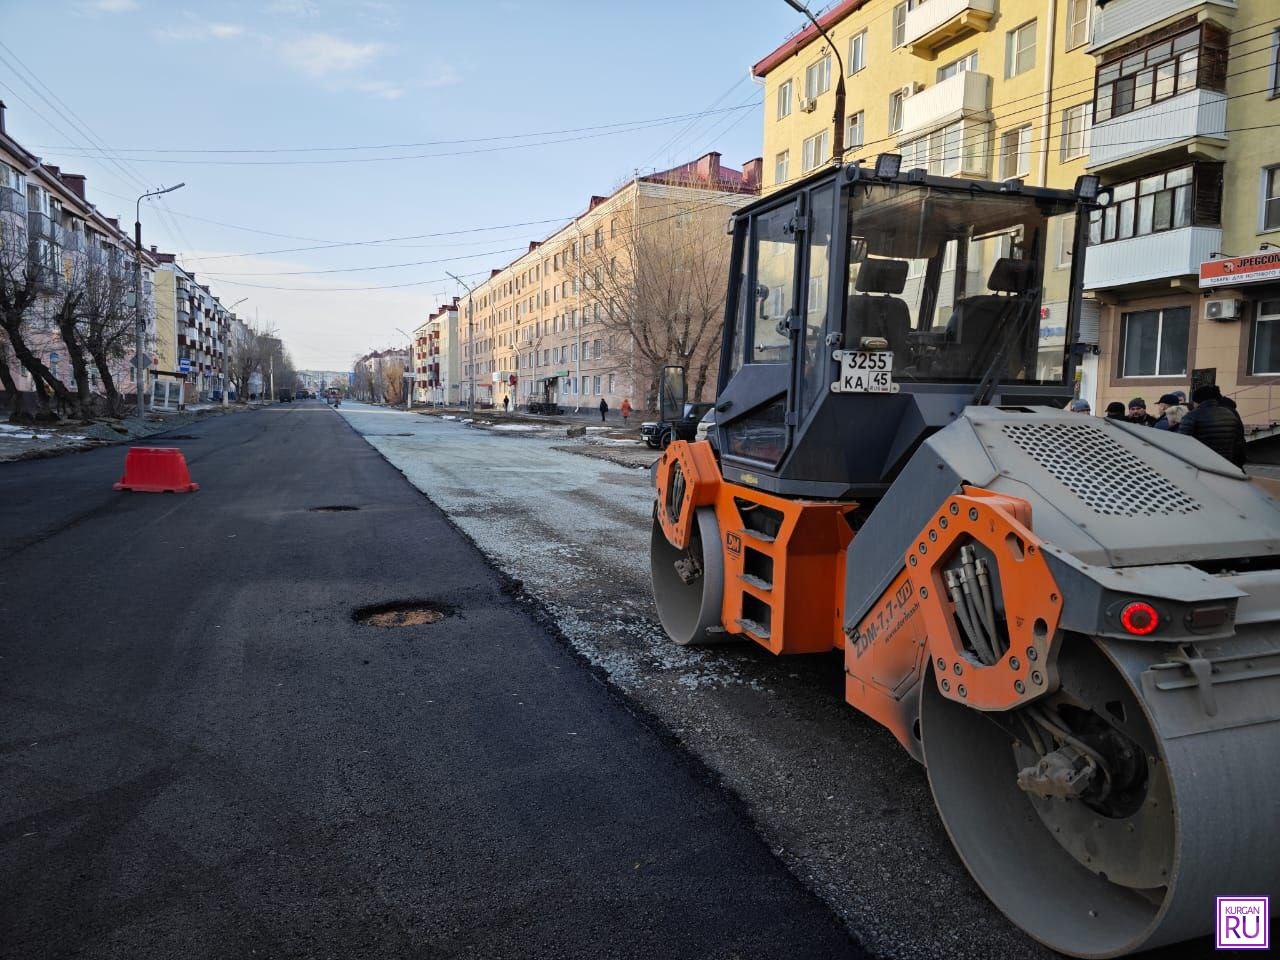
[749,204,798,364]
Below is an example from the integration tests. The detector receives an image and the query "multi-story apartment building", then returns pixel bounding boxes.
[1,101,159,408]
[1083,0,1280,427]
[353,347,409,402]
[461,151,760,411]
[411,298,460,405]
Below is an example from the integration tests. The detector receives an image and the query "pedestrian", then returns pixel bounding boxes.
[1152,392,1181,430]
[1069,398,1091,414]
[1178,384,1245,466]
[1126,397,1156,426]
[1105,401,1127,420]
[502,395,509,413]
[620,398,632,424]
[1164,403,1188,430]
[598,397,609,422]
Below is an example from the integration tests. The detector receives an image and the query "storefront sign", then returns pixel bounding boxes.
[1199,250,1280,288]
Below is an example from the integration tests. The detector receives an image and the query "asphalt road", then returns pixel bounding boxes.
[0,401,862,960]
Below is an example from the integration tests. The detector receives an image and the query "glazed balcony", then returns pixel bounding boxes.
[1089,89,1227,172]
[903,0,996,59]
[1091,0,1236,51]
[900,70,991,139]
[1083,225,1221,290]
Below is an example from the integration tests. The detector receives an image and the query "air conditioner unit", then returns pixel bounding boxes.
[900,82,922,99]
[799,96,818,113]
[1205,298,1241,321]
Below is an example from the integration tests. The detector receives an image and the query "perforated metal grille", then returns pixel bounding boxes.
[1001,422,1201,517]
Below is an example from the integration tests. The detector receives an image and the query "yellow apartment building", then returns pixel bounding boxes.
[461,152,760,412]
[1083,0,1280,431]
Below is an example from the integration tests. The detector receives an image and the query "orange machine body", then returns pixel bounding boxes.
[655,444,1063,753]
[655,440,855,655]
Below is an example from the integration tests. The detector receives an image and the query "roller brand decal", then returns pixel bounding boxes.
[726,531,742,557]
[852,578,919,658]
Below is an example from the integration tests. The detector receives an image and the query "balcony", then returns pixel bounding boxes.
[1089,89,1227,172]
[0,186,26,217]
[1083,226,1221,290]
[1091,0,1236,51]
[26,211,55,243]
[900,70,991,140]
[903,0,996,59]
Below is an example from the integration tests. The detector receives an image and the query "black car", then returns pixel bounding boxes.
[277,390,292,403]
[641,401,714,449]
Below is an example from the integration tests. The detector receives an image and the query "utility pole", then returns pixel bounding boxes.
[447,271,475,413]
[395,325,413,411]
[134,183,185,418]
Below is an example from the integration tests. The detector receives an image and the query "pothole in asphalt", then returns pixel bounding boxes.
[310,505,360,512]
[353,600,452,628]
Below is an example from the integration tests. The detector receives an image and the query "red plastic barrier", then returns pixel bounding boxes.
[113,446,200,494]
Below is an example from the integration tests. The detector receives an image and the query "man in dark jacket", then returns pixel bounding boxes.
[1126,397,1156,426]
[1178,384,1245,466]
[1152,392,1181,430]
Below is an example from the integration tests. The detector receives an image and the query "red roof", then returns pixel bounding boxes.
[752,0,870,77]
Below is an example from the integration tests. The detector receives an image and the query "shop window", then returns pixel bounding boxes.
[1120,307,1189,377]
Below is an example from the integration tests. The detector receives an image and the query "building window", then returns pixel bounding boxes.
[777,79,792,120]
[1094,25,1227,124]
[892,1,908,48]
[903,119,987,177]
[805,55,831,100]
[848,30,866,74]
[999,126,1033,179]
[1087,164,1220,245]
[801,130,830,172]
[1120,307,1190,378]
[1005,20,1037,78]
[1065,0,1091,51]
[1272,29,1280,96]
[1056,213,1077,268]
[846,111,864,151]
[1251,300,1280,374]
[937,52,977,82]
[888,89,905,134]
[1060,102,1090,161]
[1262,166,1280,231]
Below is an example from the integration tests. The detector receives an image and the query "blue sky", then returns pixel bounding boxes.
[1,0,802,368]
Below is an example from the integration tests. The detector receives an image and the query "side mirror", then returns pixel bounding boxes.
[659,365,686,423]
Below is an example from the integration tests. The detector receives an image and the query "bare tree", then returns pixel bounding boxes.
[0,206,73,420]
[382,358,405,405]
[78,249,146,417]
[578,198,731,411]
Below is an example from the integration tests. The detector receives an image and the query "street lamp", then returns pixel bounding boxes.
[394,325,414,411]
[782,0,847,163]
[134,183,185,418]
[447,271,475,413]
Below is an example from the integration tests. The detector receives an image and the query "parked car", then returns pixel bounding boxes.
[641,401,714,449]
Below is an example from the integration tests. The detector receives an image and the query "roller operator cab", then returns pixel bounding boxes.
[650,158,1280,959]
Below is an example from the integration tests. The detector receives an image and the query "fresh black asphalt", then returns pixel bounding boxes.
[0,402,863,960]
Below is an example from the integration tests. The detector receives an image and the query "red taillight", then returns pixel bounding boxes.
[1120,601,1159,636]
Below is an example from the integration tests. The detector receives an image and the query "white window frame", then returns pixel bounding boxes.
[1262,164,1280,233]
[1000,125,1033,179]
[892,1,908,48]
[1056,213,1076,269]
[802,129,830,172]
[1120,307,1190,378]
[1006,20,1037,79]
[846,110,864,150]
[848,30,866,74]
[1251,299,1280,374]
[805,55,831,100]
[777,79,793,120]
[888,90,905,134]
[774,150,790,185]
[937,52,978,82]
[1060,102,1091,161]
[1065,0,1091,51]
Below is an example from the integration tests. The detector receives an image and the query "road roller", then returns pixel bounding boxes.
[649,155,1280,958]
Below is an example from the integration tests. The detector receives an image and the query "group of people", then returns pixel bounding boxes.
[1068,385,1246,467]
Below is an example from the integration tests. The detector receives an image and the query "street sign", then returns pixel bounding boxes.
[178,358,192,374]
